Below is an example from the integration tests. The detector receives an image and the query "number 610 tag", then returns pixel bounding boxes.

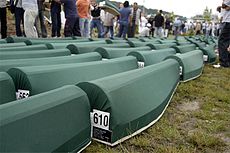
[91,109,110,130]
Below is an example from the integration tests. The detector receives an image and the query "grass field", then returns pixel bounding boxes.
[83,64,230,153]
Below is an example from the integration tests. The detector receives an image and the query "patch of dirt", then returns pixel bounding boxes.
[177,101,200,112]
[179,118,197,132]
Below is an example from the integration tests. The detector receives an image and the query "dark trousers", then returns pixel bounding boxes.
[0,7,7,39]
[15,7,24,36]
[128,20,136,38]
[218,22,230,67]
[51,10,61,37]
[64,17,81,37]
[35,10,47,38]
[118,21,129,38]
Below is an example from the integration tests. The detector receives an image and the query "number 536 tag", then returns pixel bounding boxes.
[91,109,110,130]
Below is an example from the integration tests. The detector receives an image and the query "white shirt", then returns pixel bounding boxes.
[222,9,230,22]
[0,0,6,8]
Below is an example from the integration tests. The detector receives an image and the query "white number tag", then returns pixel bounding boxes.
[203,55,208,62]
[179,66,183,75]
[16,89,30,100]
[91,109,110,130]
[138,62,145,68]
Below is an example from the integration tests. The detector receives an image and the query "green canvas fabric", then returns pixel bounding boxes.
[24,39,92,45]
[77,59,180,146]
[0,49,71,60]
[172,44,197,53]
[0,52,102,72]
[128,48,176,66]
[176,42,192,46]
[0,85,91,152]
[0,39,7,44]
[99,0,120,16]
[150,43,177,50]
[157,39,177,44]
[94,46,152,58]
[0,44,50,52]
[105,39,129,44]
[0,42,27,48]
[165,50,204,82]
[5,36,74,43]
[128,41,158,48]
[7,56,138,95]
[67,43,132,54]
[0,72,16,104]
[199,44,217,63]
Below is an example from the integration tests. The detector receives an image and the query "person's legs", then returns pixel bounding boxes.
[79,18,85,37]
[24,9,38,38]
[95,19,103,38]
[122,24,128,39]
[84,19,89,37]
[64,17,74,37]
[57,12,61,37]
[73,17,81,37]
[118,23,123,38]
[0,7,7,39]
[109,26,114,38]
[15,7,24,36]
[39,10,47,37]
[51,9,57,37]
[90,20,96,37]
[218,23,230,67]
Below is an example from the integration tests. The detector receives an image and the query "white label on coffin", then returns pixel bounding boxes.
[203,55,208,62]
[91,109,110,130]
[179,66,183,75]
[16,89,30,100]
[138,62,145,68]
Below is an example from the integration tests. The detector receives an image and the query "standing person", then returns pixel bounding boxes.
[50,0,61,37]
[22,0,38,38]
[13,0,25,37]
[35,0,47,37]
[0,0,7,39]
[128,2,141,38]
[195,21,202,35]
[90,0,103,38]
[118,1,131,39]
[215,0,230,68]
[102,12,115,39]
[164,16,171,38]
[154,10,165,38]
[55,0,81,37]
[173,17,182,40]
[77,0,90,38]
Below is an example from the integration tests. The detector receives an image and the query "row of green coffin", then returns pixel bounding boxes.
[0,59,180,152]
[1,50,204,105]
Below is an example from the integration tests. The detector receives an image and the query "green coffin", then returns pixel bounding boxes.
[67,43,132,54]
[165,50,204,82]
[0,42,27,48]
[77,59,180,146]
[0,49,71,60]
[199,44,217,63]
[149,43,177,50]
[157,39,177,44]
[0,52,102,72]
[7,56,138,95]
[25,39,92,45]
[95,46,152,58]
[172,44,197,53]
[0,85,91,152]
[0,39,7,44]
[0,72,16,104]
[5,36,74,43]
[99,0,120,16]
[128,48,176,66]
[0,44,50,52]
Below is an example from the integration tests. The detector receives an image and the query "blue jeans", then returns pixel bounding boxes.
[79,18,89,37]
[51,9,61,37]
[103,26,114,38]
[118,21,128,38]
[15,7,24,37]
[90,19,103,38]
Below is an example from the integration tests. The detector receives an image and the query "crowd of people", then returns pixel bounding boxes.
[0,0,229,67]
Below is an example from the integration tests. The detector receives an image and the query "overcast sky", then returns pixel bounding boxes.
[114,0,221,18]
